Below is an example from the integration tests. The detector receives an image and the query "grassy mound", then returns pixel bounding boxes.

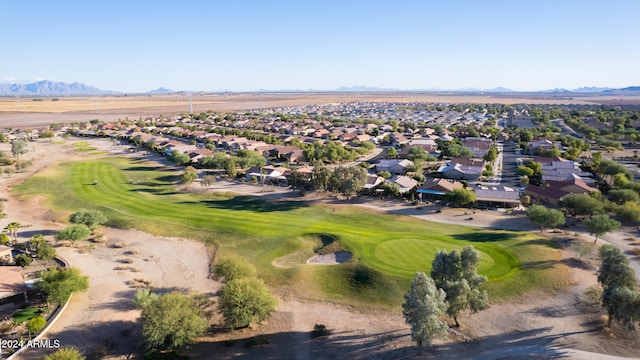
[13,157,570,308]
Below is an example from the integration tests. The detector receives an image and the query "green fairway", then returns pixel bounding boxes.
[13,157,570,308]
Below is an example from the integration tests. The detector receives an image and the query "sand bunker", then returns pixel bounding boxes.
[306,251,352,265]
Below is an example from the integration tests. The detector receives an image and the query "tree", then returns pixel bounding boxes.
[407,146,428,162]
[134,288,159,310]
[382,181,400,196]
[40,130,55,140]
[11,139,28,159]
[483,145,498,162]
[386,147,398,159]
[55,224,91,242]
[598,245,639,327]
[569,242,593,261]
[218,277,278,330]
[38,267,89,305]
[583,214,621,244]
[44,348,86,360]
[332,166,367,199]
[69,209,108,230]
[141,291,208,350]
[608,189,639,205]
[201,174,215,188]
[287,168,307,189]
[224,157,237,178]
[613,201,640,223]
[515,165,534,177]
[312,163,332,192]
[6,221,20,240]
[445,188,476,207]
[562,193,603,218]
[14,253,33,267]
[212,255,257,282]
[168,150,190,165]
[26,316,46,337]
[526,204,566,232]
[613,173,630,188]
[182,166,198,186]
[402,272,448,353]
[430,246,489,327]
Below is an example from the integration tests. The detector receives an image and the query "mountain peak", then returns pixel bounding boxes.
[148,87,174,94]
[0,81,117,96]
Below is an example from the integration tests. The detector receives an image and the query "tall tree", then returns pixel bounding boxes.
[386,147,398,160]
[332,166,367,199]
[583,214,621,244]
[182,166,198,186]
[445,188,476,207]
[312,163,332,192]
[11,139,28,159]
[402,272,448,353]
[598,245,639,327]
[562,193,603,218]
[6,221,20,240]
[526,205,565,232]
[430,246,489,327]
[142,291,208,350]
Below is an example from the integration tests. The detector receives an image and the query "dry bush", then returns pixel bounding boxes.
[110,241,129,248]
[114,265,141,272]
[117,257,134,264]
[123,249,141,255]
[92,234,107,243]
[77,243,96,253]
[127,278,152,288]
[55,240,73,247]
[628,247,640,257]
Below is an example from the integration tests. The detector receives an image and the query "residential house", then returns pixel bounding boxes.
[473,185,521,208]
[436,163,482,181]
[389,175,418,194]
[525,178,597,206]
[187,149,215,164]
[376,159,414,175]
[417,178,464,201]
[364,174,385,192]
[0,266,27,306]
[528,138,555,153]
[0,245,13,264]
[537,157,592,183]
[462,137,492,158]
[245,165,290,186]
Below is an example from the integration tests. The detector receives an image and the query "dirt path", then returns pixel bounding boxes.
[2,138,640,359]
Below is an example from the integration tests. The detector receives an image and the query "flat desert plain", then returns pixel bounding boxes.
[1,92,638,129]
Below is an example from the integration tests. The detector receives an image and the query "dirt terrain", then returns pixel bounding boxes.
[1,93,637,129]
[1,138,640,359]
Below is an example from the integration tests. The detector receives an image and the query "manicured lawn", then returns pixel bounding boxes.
[12,307,41,324]
[13,157,570,308]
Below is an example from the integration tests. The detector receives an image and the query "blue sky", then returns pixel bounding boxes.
[1,0,639,92]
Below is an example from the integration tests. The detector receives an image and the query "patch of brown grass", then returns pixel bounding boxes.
[114,265,141,272]
[127,278,152,288]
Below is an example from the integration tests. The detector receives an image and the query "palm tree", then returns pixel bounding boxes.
[6,221,21,241]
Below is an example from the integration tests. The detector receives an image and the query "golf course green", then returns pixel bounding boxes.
[13,157,570,307]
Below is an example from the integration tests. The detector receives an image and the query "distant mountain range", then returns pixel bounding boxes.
[0,80,639,96]
[0,80,120,96]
